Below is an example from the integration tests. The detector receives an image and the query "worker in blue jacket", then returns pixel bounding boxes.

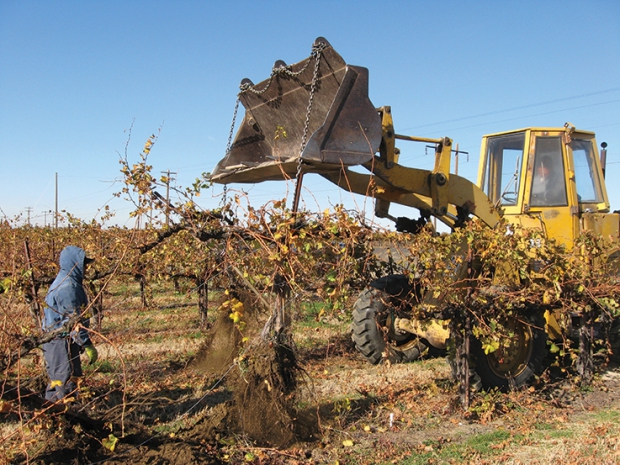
[41,246,98,401]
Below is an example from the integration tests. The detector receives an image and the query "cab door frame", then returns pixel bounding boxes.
[522,129,580,247]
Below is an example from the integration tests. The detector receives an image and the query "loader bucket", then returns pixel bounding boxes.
[210,37,382,184]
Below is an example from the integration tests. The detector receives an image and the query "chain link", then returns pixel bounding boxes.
[296,42,325,179]
[292,42,325,212]
[238,41,327,98]
[240,75,274,95]
[225,99,240,155]
[229,41,328,212]
[221,98,240,207]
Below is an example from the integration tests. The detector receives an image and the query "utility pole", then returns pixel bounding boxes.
[42,210,48,227]
[161,170,176,226]
[149,198,153,228]
[55,172,59,228]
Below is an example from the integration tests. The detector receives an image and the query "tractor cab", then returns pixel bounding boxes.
[478,125,618,246]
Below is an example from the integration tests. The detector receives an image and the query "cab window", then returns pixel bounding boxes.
[530,137,567,207]
[570,139,603,204]
[482,132,525,206]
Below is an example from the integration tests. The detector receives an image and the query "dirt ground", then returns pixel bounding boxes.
[4,298,620,465]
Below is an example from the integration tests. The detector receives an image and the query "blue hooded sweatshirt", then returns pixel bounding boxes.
[42,246,92,346]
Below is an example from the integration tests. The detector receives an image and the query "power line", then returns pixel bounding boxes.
[402,87,620,132]
[417,99,620,138]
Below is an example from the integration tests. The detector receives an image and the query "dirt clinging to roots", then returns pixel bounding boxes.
[226,339,299,447]
[192,291,317,448]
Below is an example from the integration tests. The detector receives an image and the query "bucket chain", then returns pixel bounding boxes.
[298,42,325,163]
[292,42,325,212]
[228,41,327,212]
[221,98,241,206]
[225,98,240,155]
[238,41,326,96]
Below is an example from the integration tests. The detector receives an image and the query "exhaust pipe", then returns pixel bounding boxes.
[600,141,608,178]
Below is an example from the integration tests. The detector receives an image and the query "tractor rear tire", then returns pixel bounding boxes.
[351,275,426,364]
[610,318,620,363]
[472,313,548,390]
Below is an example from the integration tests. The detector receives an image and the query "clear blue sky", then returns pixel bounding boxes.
[1,0,619,228]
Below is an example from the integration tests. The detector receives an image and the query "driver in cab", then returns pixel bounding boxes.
[530,155,567,206]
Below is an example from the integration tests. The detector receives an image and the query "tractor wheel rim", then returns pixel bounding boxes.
[487,320,534,378]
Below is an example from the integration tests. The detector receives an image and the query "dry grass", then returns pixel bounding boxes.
[2,282,620,464]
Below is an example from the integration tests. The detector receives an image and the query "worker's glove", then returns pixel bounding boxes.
[84,344,98,365]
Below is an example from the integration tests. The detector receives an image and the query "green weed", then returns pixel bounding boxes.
[399,430,513,464]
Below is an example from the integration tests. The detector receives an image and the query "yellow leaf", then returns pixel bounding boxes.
[0,400,11,413]
[102,434,119,452]
[342,439,354,447]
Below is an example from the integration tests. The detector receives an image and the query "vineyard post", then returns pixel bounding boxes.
[198,264,210,328]
[135,263,149,308]
[449,309,471,410]
[161,170,177,227]
[23,239,42,327]
[54,172,58,229]
[86,280,104,331]
[577,313,595,383]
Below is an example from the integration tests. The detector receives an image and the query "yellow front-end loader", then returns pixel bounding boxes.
[211,37,618,389]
